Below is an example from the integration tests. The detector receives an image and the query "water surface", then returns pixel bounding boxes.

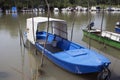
[0,11,120,80]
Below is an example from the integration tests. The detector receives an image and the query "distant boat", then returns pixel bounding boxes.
[90,6,101,11]
[53,8,59,12]
[11,6,17,13]
[106,7,114,11]
[83,22,120,49]
[115,21,120,33]
[25,17,110,74]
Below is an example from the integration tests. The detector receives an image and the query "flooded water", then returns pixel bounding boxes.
[0,11,120,80]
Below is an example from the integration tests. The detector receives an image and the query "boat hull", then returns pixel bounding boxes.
[35,42,105,74]
[34,30,110,74]
[83,30,120,49]
[115,27,120,34]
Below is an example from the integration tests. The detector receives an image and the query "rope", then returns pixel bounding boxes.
[97,67,111,80]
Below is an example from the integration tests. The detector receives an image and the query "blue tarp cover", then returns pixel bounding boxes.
[65,49,87,57]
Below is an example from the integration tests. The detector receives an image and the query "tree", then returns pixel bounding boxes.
[0,0,120,11]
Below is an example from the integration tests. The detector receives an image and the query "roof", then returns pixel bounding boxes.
[27,17,66,23]
[26,17,67,44]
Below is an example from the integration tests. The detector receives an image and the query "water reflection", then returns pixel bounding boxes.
[12,13,18,18]
[0,14,18,36]
[82,36,120,59]
[0,12,2,17]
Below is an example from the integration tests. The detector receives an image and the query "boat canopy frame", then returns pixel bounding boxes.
[26,17,68,44]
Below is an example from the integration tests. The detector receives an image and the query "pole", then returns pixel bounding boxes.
[87,0,91,49]
[70,12,76,41]
[31,0,36,43]
[40,0,50,67]
[18,22,26,48]
[100,7,104,34]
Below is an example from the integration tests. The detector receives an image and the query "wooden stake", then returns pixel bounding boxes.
[70,12,76,41]
[40,0,50,67]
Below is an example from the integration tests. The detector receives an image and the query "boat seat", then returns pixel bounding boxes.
[47,34,54,43]
[55,36,70,51]
[51,40,57,47]
[36,31,46,39]
[55,36,62,47]
[36,31,55,43]
[60,39,70,50]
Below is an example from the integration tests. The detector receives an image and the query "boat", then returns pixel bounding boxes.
[25,17,110,74]
[11,6,17,13]
[83,22,120,49]
[115,21,120,33]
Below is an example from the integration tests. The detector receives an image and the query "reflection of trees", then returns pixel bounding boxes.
[58,12,92,27]
[0,14,19,37]
[0,14,30,38]
[0,12,120,38]
[105,13,120,31]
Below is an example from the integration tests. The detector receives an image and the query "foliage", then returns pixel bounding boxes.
[0,0,120,9]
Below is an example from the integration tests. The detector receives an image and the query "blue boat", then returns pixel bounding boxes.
[25,17,110,74]
[11,6,17,13]
[115,21,120,33]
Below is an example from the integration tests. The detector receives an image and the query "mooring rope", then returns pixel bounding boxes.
[97,66,111,80]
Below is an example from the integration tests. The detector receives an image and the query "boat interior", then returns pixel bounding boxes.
[36,31,84,53]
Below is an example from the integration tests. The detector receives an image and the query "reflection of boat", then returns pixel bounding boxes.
[0,12,2,17]
[82,35,120,59]
[26,17,110,74]
[12,13,18,18]
[115,21,120,33]
[83,22,120,49]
